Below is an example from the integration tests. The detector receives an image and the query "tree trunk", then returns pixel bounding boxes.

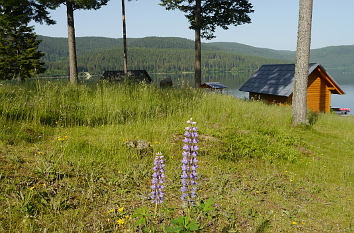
[194,0,201,88]
[292,0,313,126]
[66,0,78,84]
[122,0,128,74]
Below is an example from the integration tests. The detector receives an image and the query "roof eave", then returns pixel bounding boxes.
[316,65,345,95]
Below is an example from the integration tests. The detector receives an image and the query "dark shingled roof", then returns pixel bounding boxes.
[101,70,152,83]
[239,63,319,97]
[201,82,227,89]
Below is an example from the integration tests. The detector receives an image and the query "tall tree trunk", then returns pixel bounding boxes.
[194,0,201,88]
[122,0,128,74]
[292,0,313,126]
[66,0,78,84]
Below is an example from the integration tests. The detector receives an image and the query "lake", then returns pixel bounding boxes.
[152,72,354,114]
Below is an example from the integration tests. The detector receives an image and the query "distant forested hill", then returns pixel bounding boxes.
[209,42,354,82]
[38,36,286,76]
[38,36,353,82]
[45,47,285,76]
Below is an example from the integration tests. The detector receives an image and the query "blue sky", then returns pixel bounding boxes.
[32,0,354,50]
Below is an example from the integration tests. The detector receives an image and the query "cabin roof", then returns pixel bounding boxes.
[201,82,227,89]
[101,70,152,83]
[239,63,344,96]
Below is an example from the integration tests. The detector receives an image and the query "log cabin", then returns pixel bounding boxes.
[239,63,344,112]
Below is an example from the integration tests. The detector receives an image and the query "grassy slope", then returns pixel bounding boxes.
[0,81,353,232]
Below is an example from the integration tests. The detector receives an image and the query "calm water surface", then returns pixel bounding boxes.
[153,72,354,114]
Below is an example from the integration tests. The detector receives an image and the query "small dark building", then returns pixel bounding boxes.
[239,63,344,112]
[101,70,152,83]
[201,82,227,92]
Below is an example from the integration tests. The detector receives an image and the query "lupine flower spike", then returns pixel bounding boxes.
[151,152,165,204]
[181,118,199,206]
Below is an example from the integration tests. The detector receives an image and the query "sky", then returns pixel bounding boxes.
[32,0,354,51]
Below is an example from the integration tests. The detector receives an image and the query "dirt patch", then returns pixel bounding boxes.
[297,145,314,156]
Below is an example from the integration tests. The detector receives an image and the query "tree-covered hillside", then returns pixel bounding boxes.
[210,41,354,80]
[38,36,286,76]
[38,36,354,82]
[45,47,285,76]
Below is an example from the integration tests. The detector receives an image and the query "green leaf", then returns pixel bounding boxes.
[187,220,199,231]
[136,217,146,226]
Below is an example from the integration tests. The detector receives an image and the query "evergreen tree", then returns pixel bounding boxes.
[0,0,50,80]
[292,0,313,126]
[122,0,128,74]
[48,0,109,84]
[160,0,254,87]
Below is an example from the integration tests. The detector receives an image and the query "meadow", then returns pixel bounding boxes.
[0,81,353,232]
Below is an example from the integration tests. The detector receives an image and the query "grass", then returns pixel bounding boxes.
[0,80,353,232]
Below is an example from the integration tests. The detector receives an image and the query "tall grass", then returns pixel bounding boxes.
[0,80,353,232]
[0,80,306,161]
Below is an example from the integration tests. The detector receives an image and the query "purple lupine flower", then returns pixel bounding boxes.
[151,152,165,204]
[181,118,199,207]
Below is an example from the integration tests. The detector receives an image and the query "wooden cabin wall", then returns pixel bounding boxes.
[249,93,290,104]
[307,70,331,112]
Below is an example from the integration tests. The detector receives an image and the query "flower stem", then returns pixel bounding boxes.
[154,201,158,218]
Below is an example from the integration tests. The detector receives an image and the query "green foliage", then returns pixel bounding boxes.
[132,206,152,228]
[0,81,353,232]
[210,42,354,83]
[46,0,109,10]
[160,0,254,40]
[37,35,354,83]
[168,216,200,232]
[196,197,215,220]
[0,0,56,25]
[0,0,47,80]
[37,36,286,76]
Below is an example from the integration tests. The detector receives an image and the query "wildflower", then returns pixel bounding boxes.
[181,118,199,207]
[107,208,115,214]
[29,186,35,191]
[292,221,297,225]
[119,207,124,212]
[117,218,125,227]
[151,152,165,204]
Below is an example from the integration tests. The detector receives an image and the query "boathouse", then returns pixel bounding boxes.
[201,82,227,90]
[101,70,152,83]
[239,63,344,112]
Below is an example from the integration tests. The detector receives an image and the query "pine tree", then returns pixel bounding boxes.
[0,0,48,80]
[48,0,109,84]
[292,0,313,126]
[160,0,254,87]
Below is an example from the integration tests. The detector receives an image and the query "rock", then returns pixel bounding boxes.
[125,139,153,156]
[160,77,173,88]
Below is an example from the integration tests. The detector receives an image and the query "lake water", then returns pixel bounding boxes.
[152,72,354,114]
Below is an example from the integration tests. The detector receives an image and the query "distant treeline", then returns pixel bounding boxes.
[41,48,286,76]
[38,36,354,82]
[38,36,286,76]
